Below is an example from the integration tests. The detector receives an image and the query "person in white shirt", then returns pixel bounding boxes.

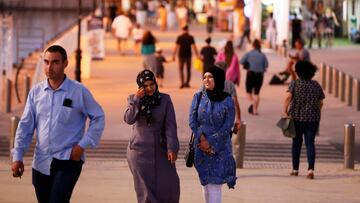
[112,10,133,55]
[132,23,144,56]
[175,4,188,29]
[265,12,277,49]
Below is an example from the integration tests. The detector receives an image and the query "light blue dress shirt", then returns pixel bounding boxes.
[11,77,105,175]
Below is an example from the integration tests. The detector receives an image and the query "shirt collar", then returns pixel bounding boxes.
[43,75,70,92]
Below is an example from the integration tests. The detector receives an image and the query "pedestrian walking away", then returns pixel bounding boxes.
[282,60,325,179]
[157,4,167,31]
[124,69,180,203]
[132,23,144,56]
[172,25,199,89]
[240,39,268,115]
[237,16,251,49]
[189,65,237,203]
[200,37,217,75]
[141,30,158,73]
[264,12,277,49]
[112,10,133,55]
[216,40,240,86]
[11,45,105,203]
[154,47,173,88]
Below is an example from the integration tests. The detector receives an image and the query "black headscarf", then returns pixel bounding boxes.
[205,66,230,102]
[136,70,161,125]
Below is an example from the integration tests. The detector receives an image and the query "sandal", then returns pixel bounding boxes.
[290,170,299,176]
[307,170,314,179]
[248,105,254,114]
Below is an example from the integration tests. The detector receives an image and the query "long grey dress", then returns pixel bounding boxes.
[124,93,180,203]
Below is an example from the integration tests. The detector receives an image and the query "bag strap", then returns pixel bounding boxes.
[189,92,202,147]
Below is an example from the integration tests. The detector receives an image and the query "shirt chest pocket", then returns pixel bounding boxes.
[58,106,78,124]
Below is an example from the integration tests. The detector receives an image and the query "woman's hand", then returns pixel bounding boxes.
[167,151,177,164]
[197,134,213,154]
[282,112,289,118]
[135,87,145,99]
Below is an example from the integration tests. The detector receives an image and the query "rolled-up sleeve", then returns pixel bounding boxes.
[78,87,105,149]
[11,89,36,161]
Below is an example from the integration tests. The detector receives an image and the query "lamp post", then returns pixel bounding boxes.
[75,0,82,82]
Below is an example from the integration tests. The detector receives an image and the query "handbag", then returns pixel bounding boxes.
[184,92,201,168]
[276,117,296,138]
[184,133,195,167]
[193,58,203,73]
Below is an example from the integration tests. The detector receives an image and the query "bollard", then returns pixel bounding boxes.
[320,63,326,89]
[327,66,333,94]
[5,79,12,113]
[9,116,20,160]
[334,69,339,98]
[356,79,360,111]
[340,72,346,102]
[346,76,353,106]
[232,121,246,168]
[344,123,355,169]
[24,75,31,103]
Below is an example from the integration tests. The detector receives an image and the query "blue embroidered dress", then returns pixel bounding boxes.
[189,91,237,188]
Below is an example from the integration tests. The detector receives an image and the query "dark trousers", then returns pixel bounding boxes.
[292,121,319,171]
[32,158,83,203]
[178,57,191,87]
[238,29,251,49]
[206,16,214,33]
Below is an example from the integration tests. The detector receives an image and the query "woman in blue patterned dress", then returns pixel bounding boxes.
[189,65,237,203]
[283,61,325,179]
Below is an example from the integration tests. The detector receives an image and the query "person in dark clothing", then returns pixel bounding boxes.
[200,37,217,75]
[109,1,118,23]
[291,14,302,49]
[283,60,325,179]
[154,48,172,88]
[238,16,251,49]
[172,25,199,89]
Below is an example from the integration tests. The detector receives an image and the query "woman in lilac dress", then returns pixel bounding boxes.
[124,70,180,203]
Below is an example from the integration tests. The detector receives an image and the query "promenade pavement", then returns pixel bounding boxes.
[0,24,359,203]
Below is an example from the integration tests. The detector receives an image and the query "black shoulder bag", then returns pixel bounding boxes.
[184,92,201,168]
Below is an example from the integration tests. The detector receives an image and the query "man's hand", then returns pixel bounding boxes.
[11,161,24,178]
[167,151,177,164]
[70,145,84,161]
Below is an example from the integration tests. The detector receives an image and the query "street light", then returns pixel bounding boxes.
[75,0,82,82]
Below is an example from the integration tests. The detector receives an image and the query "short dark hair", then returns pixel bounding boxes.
[45,45,67,61]
[252,39,262,52]
[295,60,317,80]
[205,37,211,44]
[182,25,189,31]
[295,38,305,46]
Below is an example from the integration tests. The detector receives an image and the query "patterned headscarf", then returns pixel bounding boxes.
[136,70,161,125]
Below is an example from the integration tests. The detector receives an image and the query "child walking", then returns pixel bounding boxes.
[154,48,172,88]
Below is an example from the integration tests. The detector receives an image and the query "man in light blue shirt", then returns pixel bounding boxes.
[11,45,105,203]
